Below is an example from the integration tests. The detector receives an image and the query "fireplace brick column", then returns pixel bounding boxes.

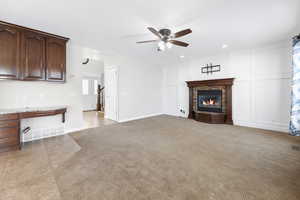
[225,85,233,124]
[188,87,194,119]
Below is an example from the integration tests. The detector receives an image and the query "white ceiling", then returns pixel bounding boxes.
[1,0,300,64]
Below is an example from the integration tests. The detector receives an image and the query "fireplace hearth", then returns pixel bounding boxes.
[186,78,234,124]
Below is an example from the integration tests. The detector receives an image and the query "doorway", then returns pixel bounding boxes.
[81,58,118,128]
[81,60,118,128]
[82,77,104,112]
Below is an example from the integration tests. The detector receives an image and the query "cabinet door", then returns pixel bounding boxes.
[0,24,20,79]
[46,38,66,82]
[21,32,46,80]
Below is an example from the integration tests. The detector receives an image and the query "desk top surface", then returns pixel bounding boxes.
[0,106,67,115]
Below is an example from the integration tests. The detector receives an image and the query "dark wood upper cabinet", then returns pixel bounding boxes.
[21,32,46,80]
[46,38,66,82]
[0,21,69,83]
[0,24,20,80]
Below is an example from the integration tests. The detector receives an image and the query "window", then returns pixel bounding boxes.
[94,80,98,95]
[82,79,89,95]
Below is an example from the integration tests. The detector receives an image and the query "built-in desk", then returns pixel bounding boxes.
[0,106,67,153]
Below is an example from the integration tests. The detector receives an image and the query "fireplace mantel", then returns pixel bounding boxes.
[186,78,234,87]
[186,78,234,124]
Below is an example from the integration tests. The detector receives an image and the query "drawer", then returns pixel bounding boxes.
[0,120,19,128]
[0,137,19,148]
[0,113,19,121]
[0,127,19,139]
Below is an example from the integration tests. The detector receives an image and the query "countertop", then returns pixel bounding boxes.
[0,106,67,115]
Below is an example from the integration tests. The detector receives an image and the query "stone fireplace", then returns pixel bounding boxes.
[186,78,234,124]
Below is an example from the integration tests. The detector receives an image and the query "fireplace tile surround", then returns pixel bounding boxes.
[186,78,234,124]
[194,86,226,113]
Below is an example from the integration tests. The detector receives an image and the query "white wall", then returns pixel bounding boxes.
[0,42,164,139]
[103,55,163,122]
[163,42,292,132]
[0,42,95,134]
[0,39,291,136]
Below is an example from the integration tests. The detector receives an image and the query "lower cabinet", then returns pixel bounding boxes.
[0,108,67,153]
[0,114,20,153]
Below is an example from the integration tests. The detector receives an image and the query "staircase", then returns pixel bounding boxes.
[96,84,105,112]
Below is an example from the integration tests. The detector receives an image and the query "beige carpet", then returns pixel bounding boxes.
[0,115,300,200]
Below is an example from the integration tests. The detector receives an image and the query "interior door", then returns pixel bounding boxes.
[0,24,20,80]
[105,68,118,121]
[21,32,46,80]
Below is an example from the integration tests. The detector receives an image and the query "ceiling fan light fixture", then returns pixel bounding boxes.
[137,27,192,51]
[166,42,173,49]
[222,44,228,49]
[158,41,166,51]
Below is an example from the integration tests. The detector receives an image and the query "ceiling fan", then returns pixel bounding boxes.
[136,27,192,51]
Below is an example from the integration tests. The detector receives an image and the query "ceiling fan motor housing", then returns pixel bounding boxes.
[159,29,171,37]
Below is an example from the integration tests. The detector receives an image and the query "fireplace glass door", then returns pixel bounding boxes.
[197,90,222,113]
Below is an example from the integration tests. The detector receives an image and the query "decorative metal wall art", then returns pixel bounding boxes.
[82,58,90,65]
[201,63,221,74]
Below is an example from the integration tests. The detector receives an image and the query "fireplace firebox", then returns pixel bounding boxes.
[197,90,222,113]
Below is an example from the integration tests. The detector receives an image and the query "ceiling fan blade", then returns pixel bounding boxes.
[147,27,162,39]
[173,29,192,38]
[169,40,189,47]
[136,40,159,44]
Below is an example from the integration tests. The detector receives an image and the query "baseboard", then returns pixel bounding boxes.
[118,113,163,123]
[177,114,289,133]
[234,120,289,133]
[83,109,97,112]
